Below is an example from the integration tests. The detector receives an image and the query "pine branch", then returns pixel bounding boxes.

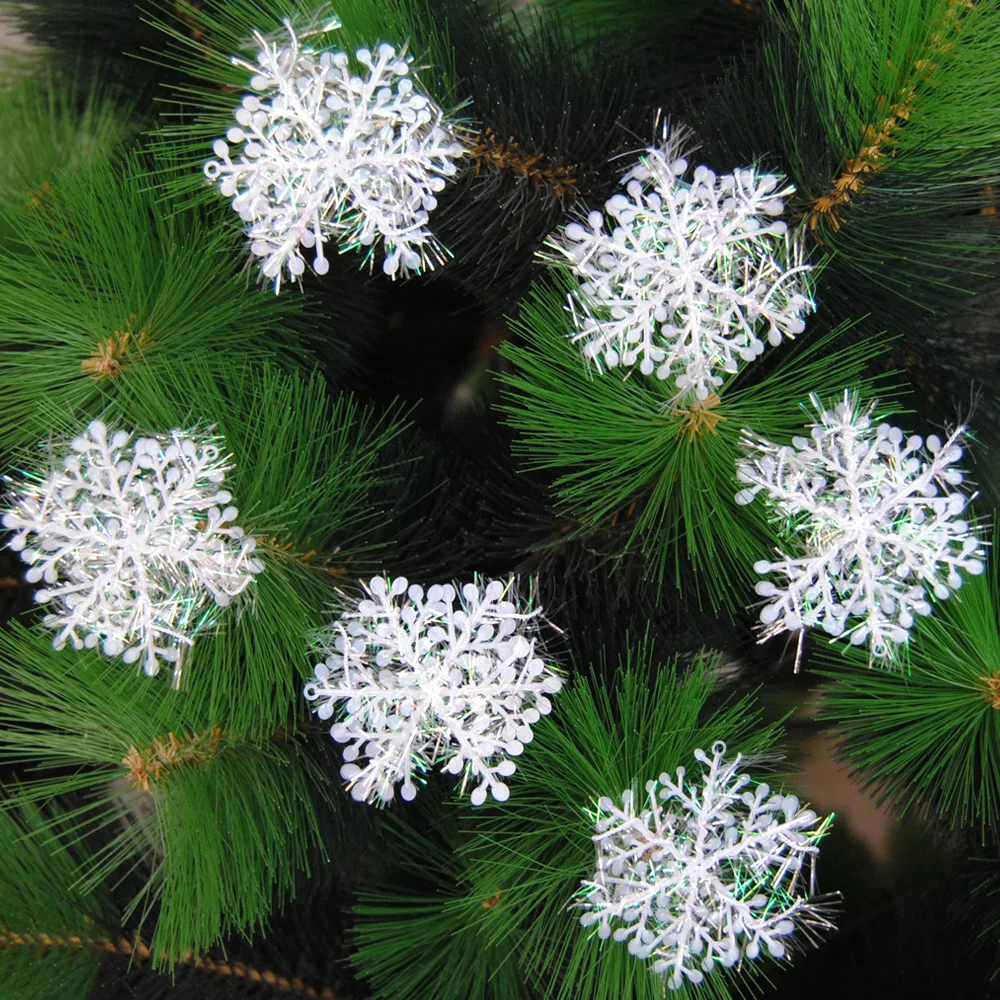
[499,271,895,604]
[0,624,332,963]
[801,0,976,235]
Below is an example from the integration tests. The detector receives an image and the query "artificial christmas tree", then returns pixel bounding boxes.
[1,1,999,998]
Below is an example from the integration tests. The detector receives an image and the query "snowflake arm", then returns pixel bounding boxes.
[303,575,562,805]
[543,130,813,401]
[205,20,465,291]
[2,420,262,679]
[735,392,986,658]
[577,742,834,991]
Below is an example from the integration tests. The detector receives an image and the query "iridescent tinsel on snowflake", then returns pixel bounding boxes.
[735,392,986,659]
[2,421,263,680]
[543,130,813,402]
[578,743,834,991]
[303,576,562,805]
[205,19,465,290]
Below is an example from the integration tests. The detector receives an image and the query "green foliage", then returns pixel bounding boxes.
[817,542,1000,837]
[456,640,788,1000]
[352,793,532,1000]
[499,272,892,604]
[0,801,118,1000]
[0,624,327,964]
[146,0,460,204]
[764,0,1000,289]
[774,0,999,174]
[92,361,409,732]
[486,0,760,103]
[0,149,315,455]
[0,72,130,246]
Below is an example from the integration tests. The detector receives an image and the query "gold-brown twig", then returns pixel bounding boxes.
[481,888,504,909]
[979,672,1000,710]
[25,180,52,210]
[468,128,578,200]
[672,393,727,443]
[253,534,352,576]
[0,928,342,998]
[81,314,153,380]
[805,0,973,234]
[122,726,227,794]
[174,0,205,42]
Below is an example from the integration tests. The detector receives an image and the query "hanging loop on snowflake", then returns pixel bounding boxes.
[735,391,987,660]
[577,743,834,990]
[303,575,563,806]
[541,127,814,403]
[205,18,466,291]
[2,420,263,681]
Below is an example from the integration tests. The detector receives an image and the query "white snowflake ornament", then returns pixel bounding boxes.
[543,129,813,402]
[205,19,465,290]
[578,743,834,991]
[735,392,986,659]
[303,575,562,805]
[2,421,263,680]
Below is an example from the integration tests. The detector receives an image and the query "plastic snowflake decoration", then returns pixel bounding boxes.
[543,129,813,402]
[735,392,986,659]
[303,575,562,805]
[205,18,465,290]
[578,743,834,991]
[2,420,263,680]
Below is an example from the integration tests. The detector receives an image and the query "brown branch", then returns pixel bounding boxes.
[25,179,52,210]
[979,673,1000,709]
[81,314,154,380]
[173,0,206,42]
[982,183,998,216]
[467,128,578,201]
[671,393,727,443]
[253,535,353,576]
[481,888,503,909]
[121,726,228,794]
[804,0,974,234]
[0,928,343,998]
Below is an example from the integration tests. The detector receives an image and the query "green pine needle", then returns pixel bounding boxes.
[767,0,1000,286]
[352,794,532,1000]
[817,539,1000,837]
[0,800,120,1000]
[499,272,893,606]
[0,149,316,456]
[0,624,327,965]
[0,71,131,246]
